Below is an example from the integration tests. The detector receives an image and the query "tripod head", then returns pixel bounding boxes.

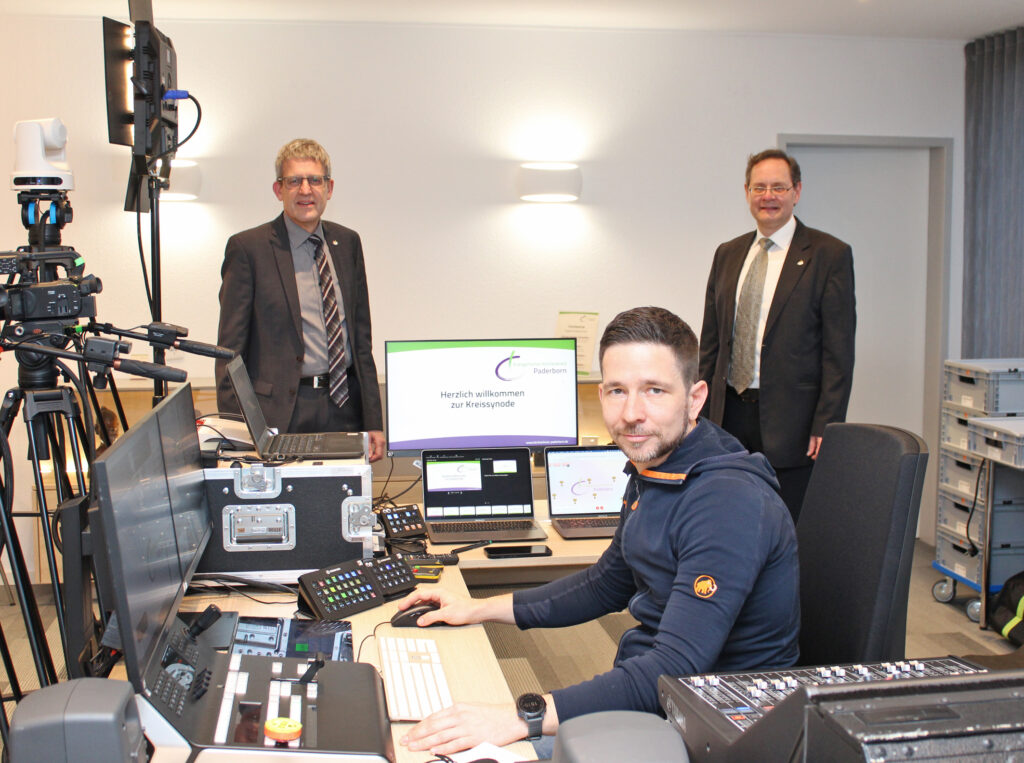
[19,190,73,250]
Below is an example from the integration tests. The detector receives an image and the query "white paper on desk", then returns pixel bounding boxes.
[452,742,528,762]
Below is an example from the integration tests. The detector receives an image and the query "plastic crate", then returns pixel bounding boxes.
[969,416,1024,469]
[940,401,974,452]
[935,487,1024,547]
[943,359,1024,415]
[938,447,988,502]
[934,527,1024,591]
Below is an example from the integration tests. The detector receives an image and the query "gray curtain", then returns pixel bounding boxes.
[963,27,1024,357]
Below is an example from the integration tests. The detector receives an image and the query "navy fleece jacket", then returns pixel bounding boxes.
[513,418,800,722]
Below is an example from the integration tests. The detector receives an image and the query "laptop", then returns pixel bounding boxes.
[545,445,629,539]
[225,355,365,460]
[422,447,548,543]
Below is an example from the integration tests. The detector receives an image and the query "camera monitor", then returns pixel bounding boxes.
[131,20,178,165]
[102,16,133,148]
[385,338,579,456]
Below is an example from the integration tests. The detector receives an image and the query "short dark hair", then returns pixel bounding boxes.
[745,149,801,187]
[599,306,699,386]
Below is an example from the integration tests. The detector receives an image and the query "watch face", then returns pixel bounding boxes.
[518,693,545,715]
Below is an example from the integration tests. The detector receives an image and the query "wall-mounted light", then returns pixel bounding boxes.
[163,159,201,201]
[517,162,581,203]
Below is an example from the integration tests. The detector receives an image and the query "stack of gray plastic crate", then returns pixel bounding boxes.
[932,359,1024,623]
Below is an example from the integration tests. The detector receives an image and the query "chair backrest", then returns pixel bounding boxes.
[796,423,928,667]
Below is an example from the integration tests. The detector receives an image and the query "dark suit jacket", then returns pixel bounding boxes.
[698,219,856,468]
[214,213,383,432]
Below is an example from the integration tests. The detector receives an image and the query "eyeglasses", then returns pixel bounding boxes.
[749,184,793,196]
[278,175,329,189]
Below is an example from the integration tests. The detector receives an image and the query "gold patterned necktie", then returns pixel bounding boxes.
[309,234,349,407]
[728,236,772,393]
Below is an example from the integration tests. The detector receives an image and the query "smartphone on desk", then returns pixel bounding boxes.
[484,544,552,559]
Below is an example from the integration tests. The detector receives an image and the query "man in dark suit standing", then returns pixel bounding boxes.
[215,138,384,462]
[699,149,855,519]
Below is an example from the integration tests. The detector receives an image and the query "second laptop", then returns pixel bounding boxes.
[422,447,547,543]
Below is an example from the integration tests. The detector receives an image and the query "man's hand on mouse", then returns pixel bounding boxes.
[394,590,477,627]
[395,590,518,627]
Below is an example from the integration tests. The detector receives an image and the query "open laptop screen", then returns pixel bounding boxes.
[225,354,272,452]
[545,445,629,517]
[422,447,534,519]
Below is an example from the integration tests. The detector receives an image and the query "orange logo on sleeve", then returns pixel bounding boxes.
[694,575,718,598]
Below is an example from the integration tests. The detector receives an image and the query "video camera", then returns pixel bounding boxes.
[0,250,101,326]
[3,119,101,331]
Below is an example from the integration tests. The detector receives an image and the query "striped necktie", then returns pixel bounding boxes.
[308,234,349,408]
[728,236,772,393]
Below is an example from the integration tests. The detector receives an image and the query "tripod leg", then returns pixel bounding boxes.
[0,564,13,607]
[23,416,68,676]
[0,622,16,753]
[0,469,57,686]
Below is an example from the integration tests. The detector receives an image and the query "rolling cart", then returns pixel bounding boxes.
[932,360,1024,625]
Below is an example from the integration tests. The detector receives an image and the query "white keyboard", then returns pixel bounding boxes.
[377,635,454,721]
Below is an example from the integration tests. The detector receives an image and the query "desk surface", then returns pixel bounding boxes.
[427,500,611,586]
[183,566,536,762]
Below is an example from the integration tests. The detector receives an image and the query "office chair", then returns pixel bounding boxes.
[795,423,928,667]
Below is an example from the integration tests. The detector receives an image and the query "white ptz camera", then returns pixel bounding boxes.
[11,118,75,192]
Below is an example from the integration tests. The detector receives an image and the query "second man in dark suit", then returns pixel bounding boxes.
[215,138,385,461]
[699,149,856,519]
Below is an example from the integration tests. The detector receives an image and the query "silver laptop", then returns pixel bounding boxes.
[422,447,547,543]
[546,445,629,539]
[225,355,365,460]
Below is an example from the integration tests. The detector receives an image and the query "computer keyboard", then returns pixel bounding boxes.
[558,517,620,528]
[377,635,453,721]
[432,519,534,533]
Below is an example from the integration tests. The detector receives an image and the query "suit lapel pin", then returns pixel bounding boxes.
[797,260,805,266]
[332,240,339,246]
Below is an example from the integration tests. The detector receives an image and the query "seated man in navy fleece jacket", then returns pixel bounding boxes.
[397,306,800,756]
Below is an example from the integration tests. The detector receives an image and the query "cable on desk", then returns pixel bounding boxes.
[385,475,423,504]
[355,619,391,662]
[189,574,297,602]
[373,455,397,509]
[386,537,428,555]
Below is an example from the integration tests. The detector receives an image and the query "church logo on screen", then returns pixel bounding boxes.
[495,351,524,381]
[495,349,572,382]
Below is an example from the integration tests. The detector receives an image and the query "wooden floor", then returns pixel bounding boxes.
[0,538,1017,725]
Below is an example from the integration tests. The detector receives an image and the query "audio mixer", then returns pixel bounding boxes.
[658,657,1024,761]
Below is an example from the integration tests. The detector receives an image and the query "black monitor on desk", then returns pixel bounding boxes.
[155,385,212,578]
[92,384,211,691]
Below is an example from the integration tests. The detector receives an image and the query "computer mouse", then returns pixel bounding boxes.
[390,601,442,628]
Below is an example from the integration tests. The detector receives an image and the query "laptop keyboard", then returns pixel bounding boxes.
[273,434,321,454]
[431,519,534,533]
[557,517,619,528]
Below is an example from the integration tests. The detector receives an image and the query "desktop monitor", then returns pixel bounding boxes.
[92,384,211,691]
[384,338,579,455]
[156,385,212,579]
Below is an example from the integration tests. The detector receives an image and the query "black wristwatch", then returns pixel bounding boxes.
[516,692,546,741]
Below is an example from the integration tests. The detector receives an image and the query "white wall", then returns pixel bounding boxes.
[0,16,965,524]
